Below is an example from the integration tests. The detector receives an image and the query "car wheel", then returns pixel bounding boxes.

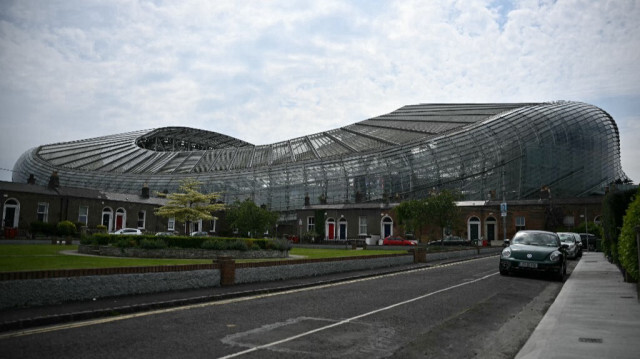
[499,267,509,276]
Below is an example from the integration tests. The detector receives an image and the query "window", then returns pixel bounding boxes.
[515,216,526,231]
[359,216,367,235]
[168,217,175,231]
[37,202,49,222]
[307,217,315,232]
[137,210,146,229]
[78,206,88,225]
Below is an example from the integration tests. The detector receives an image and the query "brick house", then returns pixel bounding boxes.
[0,177,219,237]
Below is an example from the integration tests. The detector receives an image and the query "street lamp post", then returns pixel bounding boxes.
[584,207,589,252]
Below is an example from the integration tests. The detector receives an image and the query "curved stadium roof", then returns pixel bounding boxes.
[13,101,628,212]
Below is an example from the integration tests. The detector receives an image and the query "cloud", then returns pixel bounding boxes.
[0,0,639,182]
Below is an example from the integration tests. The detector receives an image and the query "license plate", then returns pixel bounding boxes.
[519,262,538,268]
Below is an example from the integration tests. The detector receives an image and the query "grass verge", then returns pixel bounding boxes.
[0,245,408,272]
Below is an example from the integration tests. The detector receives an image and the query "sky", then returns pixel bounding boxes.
[1,0,639,183]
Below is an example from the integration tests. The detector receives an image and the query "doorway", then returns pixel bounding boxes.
[326,218,335,240]
[102,207,113,232]
[115,208,126,230]
[381,216,393,238]
[468,217,480,242]
[2,199,20,228]
[338,218,347,240]
[485,216,497,243]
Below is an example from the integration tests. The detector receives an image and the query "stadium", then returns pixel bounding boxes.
[12,101,628,221]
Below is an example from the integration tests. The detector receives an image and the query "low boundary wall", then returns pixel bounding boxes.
[0,247,501,309]
[77,244,289,259]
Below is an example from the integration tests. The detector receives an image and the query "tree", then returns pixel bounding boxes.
[394,199,429,241]
[393,190,462,242]
[425,190,462,241]
[226,199,279,238]
[154,178,225,235]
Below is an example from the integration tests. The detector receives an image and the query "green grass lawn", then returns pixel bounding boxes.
[0,245,408,272]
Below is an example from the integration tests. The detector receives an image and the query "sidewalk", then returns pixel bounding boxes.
[516,252,640,359]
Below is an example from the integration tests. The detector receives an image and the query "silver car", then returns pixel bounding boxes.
[112,228,142,235]
[557,232,580,259]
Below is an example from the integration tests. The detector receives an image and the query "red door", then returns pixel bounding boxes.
[328,223,335,240]
[116,215,124,230]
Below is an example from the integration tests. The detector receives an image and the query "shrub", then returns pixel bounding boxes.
[249,243,261,250]
[228,239,248,251]
[56,221,77,236]
[201,239,226,250]
[115,238,136,248]
[249,239,268,249]
[269,238,293,251]
[165,236,209,249]
[79,237,95,245]
[140,239,167,249]
[601,189,636,263]
[91,233,112,245]
[618,188,640,281]
[96,225,108,233]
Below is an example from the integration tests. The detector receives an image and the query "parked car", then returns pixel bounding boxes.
[155,231,176,236]
[428,236,471,246]
[574,234,583,257]
[579,233,600,251]
[557,232,580,259]
[112,228,142,235]
[382,236,417,246]
[499,230,568,281]
[190,231,209,237]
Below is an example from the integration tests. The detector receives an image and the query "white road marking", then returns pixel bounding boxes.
[218,271,499,359]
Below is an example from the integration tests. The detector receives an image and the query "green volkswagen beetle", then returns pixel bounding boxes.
[499,230,568,281]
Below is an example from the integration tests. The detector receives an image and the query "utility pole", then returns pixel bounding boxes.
[501,162,507,242]
[584,207,589,252]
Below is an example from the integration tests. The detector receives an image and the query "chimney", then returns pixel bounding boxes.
[27,174,36,185]
[141,183,150,199]
[48,171,60,189]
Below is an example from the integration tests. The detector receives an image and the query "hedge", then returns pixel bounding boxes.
[600,188,637,263]
[618,188,639,281]
[80,234,291,251]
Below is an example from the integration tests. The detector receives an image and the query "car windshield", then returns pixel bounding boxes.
[512,232,559,247]
[558,233,574,243]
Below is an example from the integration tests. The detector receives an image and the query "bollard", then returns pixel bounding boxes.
[216,255,236,286]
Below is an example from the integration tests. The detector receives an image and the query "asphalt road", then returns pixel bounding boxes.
[0,255,576,358]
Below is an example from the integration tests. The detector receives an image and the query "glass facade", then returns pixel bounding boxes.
[12,102,628,217]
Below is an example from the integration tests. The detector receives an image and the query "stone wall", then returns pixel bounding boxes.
[78,244,288,259]
[0,269,219,309]
[234,255,415,284]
